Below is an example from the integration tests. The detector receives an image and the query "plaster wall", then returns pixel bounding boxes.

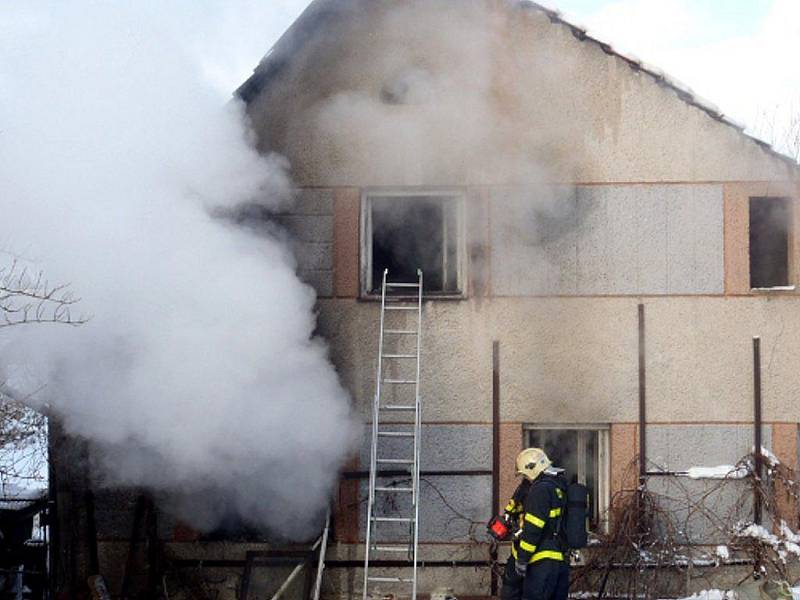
[245,0,796,188]
[317,296,800,424]
[357,424,492,471]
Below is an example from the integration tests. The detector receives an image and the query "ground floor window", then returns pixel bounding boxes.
[361,191,464,295]
[524,425,609,531]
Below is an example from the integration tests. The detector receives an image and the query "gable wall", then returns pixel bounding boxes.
[245,0,796,187]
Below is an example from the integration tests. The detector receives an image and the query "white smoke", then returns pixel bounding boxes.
[0,3,356,536]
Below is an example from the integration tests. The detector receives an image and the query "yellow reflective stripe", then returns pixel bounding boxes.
[549,507,562,518]
[505,501,517,512]
[524,513,545,528]
[555,488,564,499]
[514,544,564,563]
[531,550,564,562]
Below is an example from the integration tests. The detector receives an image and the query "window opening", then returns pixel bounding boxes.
[364,193,462,295]
[749,197,791,289]
[524,426,609,531]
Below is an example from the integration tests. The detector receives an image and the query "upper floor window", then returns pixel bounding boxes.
[749,197,792,289]
[362,191,464,296]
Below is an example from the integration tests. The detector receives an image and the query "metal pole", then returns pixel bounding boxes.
[638,304,647,480]
[753,336,763,526]
[491,341,500,597]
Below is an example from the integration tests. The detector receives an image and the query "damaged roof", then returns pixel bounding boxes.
[236,0,799,169]
[236,0,337,105]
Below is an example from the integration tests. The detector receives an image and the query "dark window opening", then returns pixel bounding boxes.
[525,428,607,530]
[367,195,461,295]
[749,197,791,289]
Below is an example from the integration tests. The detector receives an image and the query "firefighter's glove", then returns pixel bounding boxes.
[514,560,527,578]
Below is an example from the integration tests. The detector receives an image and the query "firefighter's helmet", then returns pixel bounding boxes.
[515,448,551,481]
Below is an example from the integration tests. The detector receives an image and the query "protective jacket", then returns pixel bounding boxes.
[511,473,568,564]
[504,478,531,520]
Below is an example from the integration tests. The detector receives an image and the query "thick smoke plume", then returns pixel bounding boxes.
[0,4,356,536]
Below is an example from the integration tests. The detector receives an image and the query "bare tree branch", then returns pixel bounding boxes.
[752,99,800,164]
[0,258,86,494]
[573,452,800,598]
[0,259,88,328]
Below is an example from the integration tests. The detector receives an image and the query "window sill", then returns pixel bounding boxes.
[751,286,796,293]
[358,293,467,302]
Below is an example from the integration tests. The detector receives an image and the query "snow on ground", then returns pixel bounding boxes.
[679,591,730,600]
[669,589,800,600]
[573,588,800,600]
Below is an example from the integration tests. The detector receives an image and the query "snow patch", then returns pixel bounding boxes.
[687,465,749,480]
[736,522,800,563]
[679,590,731,600]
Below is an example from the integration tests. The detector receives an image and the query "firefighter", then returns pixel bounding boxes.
[502,477,531,525]
[500,448,569,600]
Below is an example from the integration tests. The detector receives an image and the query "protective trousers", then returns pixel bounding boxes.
[500,558,570,600]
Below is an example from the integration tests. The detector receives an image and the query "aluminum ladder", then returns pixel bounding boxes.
[363,269,423,600]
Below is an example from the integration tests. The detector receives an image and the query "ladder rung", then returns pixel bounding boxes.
[384,306,417,311]
[382,379,416,384]
[367,577,414,583]
[384,329,417,335]
[377,431,414,438]
[381,405,415,412]
[372,545,411,553]
[383,354,417,359]
[372,516,414,523]
[385,283,420,288]
[376,459,414,465]
[375,486,413,493]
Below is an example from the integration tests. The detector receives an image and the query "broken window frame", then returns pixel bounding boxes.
[748,196,795,291]
[360,189,467,298]
[523,424,610,533]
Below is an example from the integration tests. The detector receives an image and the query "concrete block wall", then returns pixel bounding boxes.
[490,184,725,296]
[646,424,771,473]
[645,424,773,544]
[355,424,491,543]
[273,188,335,297]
